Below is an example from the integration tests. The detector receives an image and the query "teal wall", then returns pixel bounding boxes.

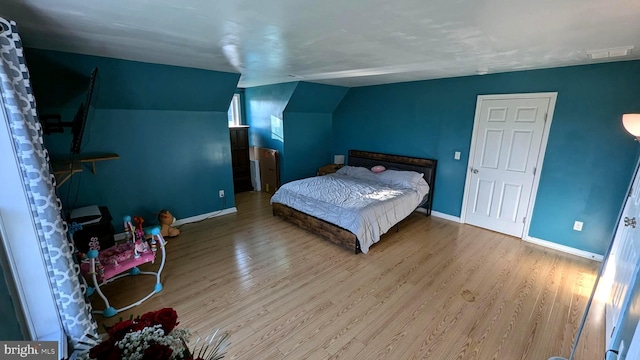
[54,110,233,225]
[333,61,640,255]
[285,82,350,113]
[282,82,348,182]
[26,49,240,226]
[244,82,297,153]
[27,49,236,111]
[0,266,23,340]
[283,112,333,182]
[244,82,296,189]
[245,81,347,184]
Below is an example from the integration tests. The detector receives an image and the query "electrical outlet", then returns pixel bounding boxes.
[219,190,225,198]
[454,151,461,160]
[573,221,583,231]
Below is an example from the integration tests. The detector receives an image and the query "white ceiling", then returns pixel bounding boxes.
[2,0,640,88]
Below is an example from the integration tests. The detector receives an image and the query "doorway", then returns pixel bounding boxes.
[461,93,557,238]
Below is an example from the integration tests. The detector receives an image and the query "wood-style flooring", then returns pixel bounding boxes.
[93,191,604,360]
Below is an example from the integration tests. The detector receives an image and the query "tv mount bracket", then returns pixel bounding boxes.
[39,114,72,135]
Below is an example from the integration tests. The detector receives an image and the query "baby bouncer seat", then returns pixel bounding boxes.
[74,215,167,317]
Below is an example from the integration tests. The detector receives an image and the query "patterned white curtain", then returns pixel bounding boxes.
[0,18,97,347]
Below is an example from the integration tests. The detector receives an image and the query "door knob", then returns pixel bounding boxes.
[472,169,479,174]
[624,216,636,228]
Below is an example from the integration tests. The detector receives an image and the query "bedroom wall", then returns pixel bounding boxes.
[244,82,297,153]
[332,60,640,255]
[282,82,348,182]
[285,82,349,113]
[244,82,297,186]
[26,49,240,227]
[245,81,347,184]
[283,112,333,182]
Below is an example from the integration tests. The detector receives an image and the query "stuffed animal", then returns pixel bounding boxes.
[158,209,180,238]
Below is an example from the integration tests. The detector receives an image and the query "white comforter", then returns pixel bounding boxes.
[270,172,430,253]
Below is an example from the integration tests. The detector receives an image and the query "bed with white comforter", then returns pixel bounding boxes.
[270,166,430,253]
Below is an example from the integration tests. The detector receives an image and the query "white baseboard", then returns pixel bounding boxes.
[415,208,461,223]
[525,236,603,262]
[431,211,461,223]
[173,207,237,226]
[412,209,602,261]
[114,207,238,241]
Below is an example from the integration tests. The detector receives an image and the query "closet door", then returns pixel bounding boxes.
[605,160,640,348]
[230,126,252,193]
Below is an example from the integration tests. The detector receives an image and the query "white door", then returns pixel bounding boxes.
[627,318,640,359]
[604,161,640,349]
[463,94,554,237]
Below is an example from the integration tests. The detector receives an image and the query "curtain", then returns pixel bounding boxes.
[0,17,97,348]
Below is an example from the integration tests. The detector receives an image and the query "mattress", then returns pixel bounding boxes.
[270,172,429,253]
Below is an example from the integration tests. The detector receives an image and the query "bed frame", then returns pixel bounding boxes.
[272,150,437,253]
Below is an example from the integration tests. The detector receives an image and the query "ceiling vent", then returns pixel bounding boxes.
[586,46,634,59]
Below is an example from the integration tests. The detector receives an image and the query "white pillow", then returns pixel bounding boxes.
[336,166,378,182]
[335,165,352,175]
[376,169,426,190]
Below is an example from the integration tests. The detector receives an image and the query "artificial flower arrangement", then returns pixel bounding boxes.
[78,308,229,360]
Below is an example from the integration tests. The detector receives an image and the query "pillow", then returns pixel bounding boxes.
[376,169,426,190]
[336,166,378,182]
[335,165,352,175]
[371,165,386,173]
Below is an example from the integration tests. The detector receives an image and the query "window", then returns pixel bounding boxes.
[228,93,242,127]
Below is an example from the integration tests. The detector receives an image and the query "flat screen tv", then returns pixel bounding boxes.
[70,67,99,154]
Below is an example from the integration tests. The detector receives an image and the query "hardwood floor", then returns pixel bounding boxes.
[92,191,604,360]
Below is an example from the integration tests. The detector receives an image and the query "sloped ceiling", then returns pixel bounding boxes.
[2,0,640,87]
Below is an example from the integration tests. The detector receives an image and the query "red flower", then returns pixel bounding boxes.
[141,344,173,360]
[153,308,179,333]
[88,339,120,360]
[107,319,134,341]
[139,310,156,323]
[133,316,155,331]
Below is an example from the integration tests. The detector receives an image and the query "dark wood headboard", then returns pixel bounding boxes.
[347,150,437,215]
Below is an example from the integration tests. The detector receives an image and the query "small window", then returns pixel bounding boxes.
[228,93,242,127]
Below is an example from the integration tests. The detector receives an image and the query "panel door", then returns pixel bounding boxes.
[230,127,252,193]
[605,163,640,349]
[464,97,549,237]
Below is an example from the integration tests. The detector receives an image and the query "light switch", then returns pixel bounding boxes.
[454,151,461,160]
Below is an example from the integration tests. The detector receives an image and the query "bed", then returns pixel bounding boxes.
[271,150,437,253]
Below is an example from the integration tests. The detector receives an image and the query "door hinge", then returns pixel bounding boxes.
[533,167,536,176]
[544,113,547,122]
[523,217,526,224]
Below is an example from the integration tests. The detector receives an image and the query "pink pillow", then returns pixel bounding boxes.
[371,165,386,173]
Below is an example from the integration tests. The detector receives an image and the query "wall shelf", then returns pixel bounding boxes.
[51,153,119,186]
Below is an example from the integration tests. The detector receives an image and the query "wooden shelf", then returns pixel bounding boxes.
[51,153,119,186]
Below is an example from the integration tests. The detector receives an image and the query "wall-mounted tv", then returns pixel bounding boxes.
[70,67,99,154]
[39,67,99,155]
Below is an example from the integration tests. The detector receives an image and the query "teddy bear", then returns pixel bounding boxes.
[158,209,180,238]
